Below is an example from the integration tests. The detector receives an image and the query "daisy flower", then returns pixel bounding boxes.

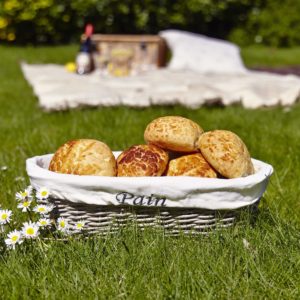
[33,204,54,215]
[25,185,33,197]
[5,230,23,249]
[16,190,30,202]
[22,222,39,239]
[1,166,8,171]
[57,217,69,233]
[46,204,55,213]
[74,220,85,232]
[36,187,50,200]
[16,191,27,201]
[0,209,12,225]
[17,200,32,212]
[38,218,51,228]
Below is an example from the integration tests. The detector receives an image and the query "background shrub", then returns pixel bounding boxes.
[0,0,299,46]
[230,0,300,47]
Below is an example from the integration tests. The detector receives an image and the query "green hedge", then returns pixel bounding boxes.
[0,0,299,46]
[230,0,300,47]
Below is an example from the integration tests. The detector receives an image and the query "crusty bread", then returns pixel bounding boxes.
[117,144,169,177]
[166,153,218,177]
[197,130,254,178]
[49,139,116,176]
[144,116,203,152]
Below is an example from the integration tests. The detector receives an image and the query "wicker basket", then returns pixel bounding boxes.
[27,153,273,236]
[41,198,259,235]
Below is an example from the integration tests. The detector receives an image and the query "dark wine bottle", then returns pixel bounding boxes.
[76,24,95,75]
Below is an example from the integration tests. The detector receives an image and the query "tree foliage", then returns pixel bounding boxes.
[0,0,299,46]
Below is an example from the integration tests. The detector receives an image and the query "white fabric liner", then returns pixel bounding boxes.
[21,62,300,111]
[26,153,273,210]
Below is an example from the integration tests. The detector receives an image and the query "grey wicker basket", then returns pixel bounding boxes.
[27,154,273,236]
[45,197,259,236]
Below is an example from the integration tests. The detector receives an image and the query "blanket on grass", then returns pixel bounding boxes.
[21,63,300,111]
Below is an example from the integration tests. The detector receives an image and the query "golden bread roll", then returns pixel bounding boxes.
[197,130,254,178]
[166,153,218,178]
[117,144,169,177]
[144,116,204,152]
[49,139,116,176]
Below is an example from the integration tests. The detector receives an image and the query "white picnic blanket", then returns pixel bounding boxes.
[21,62,300,111]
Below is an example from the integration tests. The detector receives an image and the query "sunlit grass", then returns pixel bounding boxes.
[0,45,299,299]
[242,45,300,67]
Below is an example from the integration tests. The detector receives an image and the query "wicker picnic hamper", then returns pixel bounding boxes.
[26,153,273,235]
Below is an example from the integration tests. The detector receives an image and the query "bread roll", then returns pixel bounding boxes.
[197,130,254,178]
[49,139,116,176]
[144,116,203,152]
[166,153,217,178]
[117,144,168,177]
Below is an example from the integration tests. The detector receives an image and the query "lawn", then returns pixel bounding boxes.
[241,45,300,68]
[0,45,300,299]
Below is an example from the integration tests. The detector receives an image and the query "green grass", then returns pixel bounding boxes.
[241,46,300,68]
[0,45,300,299]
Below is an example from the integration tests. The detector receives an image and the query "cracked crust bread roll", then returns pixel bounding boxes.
[49,139,116,176]
[197,130,254,178]
[144,116,204,152]
[117,144,169,177]
[166,153,218,177]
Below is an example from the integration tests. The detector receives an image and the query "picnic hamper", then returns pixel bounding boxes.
[26,152,273,235]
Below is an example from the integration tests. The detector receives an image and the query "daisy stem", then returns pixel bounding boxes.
[27,210,33,222]
[48,224,57,241]
[7,222,13,231]
[37,238,44,253]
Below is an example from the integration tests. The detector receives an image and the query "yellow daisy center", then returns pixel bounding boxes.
[60,221,65,228]
[23,201,30,207]
[41,220,47,225]
[38,207,46,212]
[1,214,7,220]
[77,224,83,228]
[12,235,18,242]
[21,192,27,197]
[41,191,48,196]
[26,228,35,235]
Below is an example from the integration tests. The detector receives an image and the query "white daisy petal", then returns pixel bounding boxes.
[46,204,54,213]
[16,186,33,201]
[22,222,39,239]
[5,230,23,249]
[74,220,85,232]
[36,187,50,200]
[25,186,33,198]
[38,218,51,228]
[57,217,69,233]
[17,200,32,212]
[33,204,54,215]
[16,191,28,201]
[33,205,47,214]
[0,209,12,225]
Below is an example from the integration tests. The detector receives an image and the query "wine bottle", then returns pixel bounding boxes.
[76,24,95,75]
